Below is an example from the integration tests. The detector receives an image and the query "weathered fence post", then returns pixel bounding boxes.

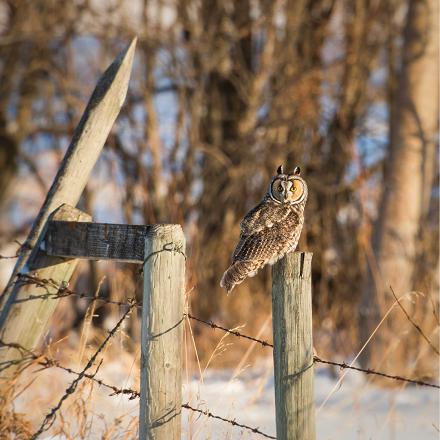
[272,252,315,440]
[140,225,186,440]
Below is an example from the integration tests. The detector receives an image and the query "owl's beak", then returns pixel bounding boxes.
[281,181,289,201]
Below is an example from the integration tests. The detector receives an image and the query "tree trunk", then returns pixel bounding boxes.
[360,0,439,372]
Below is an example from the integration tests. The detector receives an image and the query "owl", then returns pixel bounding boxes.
[220,165,308,293]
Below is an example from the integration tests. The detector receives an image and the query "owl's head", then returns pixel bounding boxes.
[269,164,308,205]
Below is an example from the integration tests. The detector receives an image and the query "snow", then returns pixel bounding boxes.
[32,355,439,439]
[182,358,439,440]
[10,348,439,440]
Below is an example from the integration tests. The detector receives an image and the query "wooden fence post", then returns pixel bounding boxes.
[140,225,186,440]
[272,252,315,440]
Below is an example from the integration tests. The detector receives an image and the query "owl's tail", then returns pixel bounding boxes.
[220,260,259,294]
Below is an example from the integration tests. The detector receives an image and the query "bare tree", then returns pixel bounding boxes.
[0,0,437,371]
[360,0,439,373]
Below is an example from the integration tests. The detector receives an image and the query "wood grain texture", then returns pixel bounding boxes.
[272,252,315,440]
[46,221,153,263]
[0,38,136,327]
[0,205,91,379]
[140,225,186,440]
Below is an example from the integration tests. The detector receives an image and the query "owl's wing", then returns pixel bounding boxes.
[239,200,290,235]
[224,207,302,292]
[234,205,300,261]
[232,225,286,263]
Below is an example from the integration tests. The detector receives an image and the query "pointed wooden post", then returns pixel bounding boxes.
[140,225,186,440]
[0,37,137,329]
[272,252,315,440]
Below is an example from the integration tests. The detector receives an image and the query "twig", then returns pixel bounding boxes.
[0,254,18,259]
[0,240,25,260]
[389,286,439,356]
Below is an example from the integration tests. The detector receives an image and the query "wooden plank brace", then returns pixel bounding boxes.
[45,221,153,263]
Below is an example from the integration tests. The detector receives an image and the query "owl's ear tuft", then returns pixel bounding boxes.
[293,166,301,175]
[277,164,284,175]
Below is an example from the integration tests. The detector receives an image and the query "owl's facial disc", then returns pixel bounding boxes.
[270,176,306,204]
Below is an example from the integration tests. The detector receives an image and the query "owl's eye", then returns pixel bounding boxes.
[291,186,296,192]
[277,185,283,192]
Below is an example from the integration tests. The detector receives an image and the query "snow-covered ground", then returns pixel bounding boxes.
[182,357,439,440]
[31,355,438,439]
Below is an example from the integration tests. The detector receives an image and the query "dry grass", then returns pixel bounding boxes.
[0,380,33,440]
[0,333,140,439]
[0,261,438,439]
[0,285,277,439]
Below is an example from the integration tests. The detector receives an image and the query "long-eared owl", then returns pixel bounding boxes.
[220,165,308,293]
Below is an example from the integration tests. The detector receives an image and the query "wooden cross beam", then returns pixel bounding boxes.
[45,221,153,263]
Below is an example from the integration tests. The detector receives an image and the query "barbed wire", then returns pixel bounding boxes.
[312,357,440,389]
[1,272,438,440]
[187,313,273,347]
[188,312,440,390]
[1,321,438,440]
[39,358,141,400]
[11,273,139,309]
[182,403,276,439]
[0,339,275,439]
[0,225,436,439]
[0,339,140,399]
[41,353,277,439]
[6,272,440,390]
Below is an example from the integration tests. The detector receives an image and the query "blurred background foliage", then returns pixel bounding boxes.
[0,0,438,379]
